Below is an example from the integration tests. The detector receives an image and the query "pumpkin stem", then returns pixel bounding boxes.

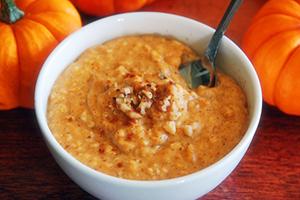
[0,0,24,24]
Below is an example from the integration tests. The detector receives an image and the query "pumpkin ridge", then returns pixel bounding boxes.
[242,0,300,115]
[242,14,300,58]
[252,13,300,24]
[13,18,58,107]
[10,24,22,107]
[254,12,300,21]
[253,0,300,21]
[25,11,80,41]
[25,15,58,40]
[0,23,20,109]
[244,28,300,60]
[251,30,300,105]
[25,10,79,19]
[274,44,300,108]
[23,0,77,15]
[21,17,58,42]
[10,20,31,108]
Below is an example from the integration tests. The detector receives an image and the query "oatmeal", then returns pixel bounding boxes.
[47,35,248,180]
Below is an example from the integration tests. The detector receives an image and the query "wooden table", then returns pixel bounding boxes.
[1,0,300,199]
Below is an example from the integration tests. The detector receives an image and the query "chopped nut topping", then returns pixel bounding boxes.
[113,75,196,122]
[163,121,176,135]
[114,82,157,119]
[161,96,171,112]
[80,110,95,128]
[115,95,142,119]
[149,82,157,91]
[137,100,152,115]
[186,144,197,162]
[142,90,153,99]
[122,86,133,95]
[159,133,169,143]
[127,111,143,119]
[183,122,201,137]
[183,125,193,137]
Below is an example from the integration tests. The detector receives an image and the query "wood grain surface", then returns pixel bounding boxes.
[1,0,300,199]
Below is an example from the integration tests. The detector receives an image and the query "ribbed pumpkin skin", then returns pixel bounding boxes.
[242,0,300,115]
[0,0,82,109]
[71,0,156,16]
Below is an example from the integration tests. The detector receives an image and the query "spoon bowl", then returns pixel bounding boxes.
[179,0,243,88]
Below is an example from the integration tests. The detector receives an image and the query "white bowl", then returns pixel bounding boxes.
[35,12,262,200]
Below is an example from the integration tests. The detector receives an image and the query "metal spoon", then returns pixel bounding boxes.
[179,0,243,88]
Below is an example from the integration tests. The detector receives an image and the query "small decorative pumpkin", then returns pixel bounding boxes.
[242,0,300,115]
[71,0,156,16]
[0,0,81,109]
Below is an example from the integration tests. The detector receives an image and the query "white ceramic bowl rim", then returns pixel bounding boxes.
[35,12,262,188]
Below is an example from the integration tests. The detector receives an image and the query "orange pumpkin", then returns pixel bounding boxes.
[242,0,300,115]
[71,0,156,16]
[0,0,81,109]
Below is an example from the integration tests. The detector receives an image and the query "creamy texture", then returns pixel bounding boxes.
[47,35,248,180]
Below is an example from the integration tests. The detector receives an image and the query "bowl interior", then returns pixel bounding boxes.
[35,12,262,182]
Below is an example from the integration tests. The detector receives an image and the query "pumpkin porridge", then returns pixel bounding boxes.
[47,35,248,180]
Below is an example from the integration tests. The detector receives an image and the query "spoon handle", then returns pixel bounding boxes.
[204,0,243,63]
